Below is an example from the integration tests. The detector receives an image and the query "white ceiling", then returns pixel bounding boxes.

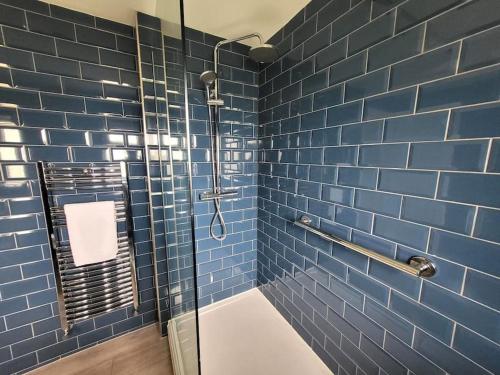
[43,0,310,45]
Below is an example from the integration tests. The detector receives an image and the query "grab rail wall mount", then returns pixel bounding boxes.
[293,216,436,278]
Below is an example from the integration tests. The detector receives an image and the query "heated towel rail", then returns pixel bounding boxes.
[293,216,436,278]
[38,162,139,334]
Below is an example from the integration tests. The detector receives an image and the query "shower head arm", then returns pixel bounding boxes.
[213,33,264,100]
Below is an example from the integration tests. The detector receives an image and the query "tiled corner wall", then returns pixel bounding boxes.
[257,0,500,374]
[0,1,157,373]
[182,28,260,307]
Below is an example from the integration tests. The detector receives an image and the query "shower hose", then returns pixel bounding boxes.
[206,99,227,241]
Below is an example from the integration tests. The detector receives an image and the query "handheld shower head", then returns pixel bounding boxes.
[200,70,217,87]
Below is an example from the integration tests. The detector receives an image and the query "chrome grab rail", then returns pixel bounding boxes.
[293,216,436,278]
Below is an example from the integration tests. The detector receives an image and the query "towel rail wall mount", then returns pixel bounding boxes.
[38,162,140,335]
[293,216,436,278]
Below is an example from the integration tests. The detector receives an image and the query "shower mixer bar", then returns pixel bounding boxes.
[199,190,239,201]
[293,216,436,278]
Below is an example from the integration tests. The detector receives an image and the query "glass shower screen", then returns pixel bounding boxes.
[136,1,200,374]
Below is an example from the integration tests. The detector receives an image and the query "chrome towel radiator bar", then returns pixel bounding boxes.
[293,216,436,278]
[38,162,140,334]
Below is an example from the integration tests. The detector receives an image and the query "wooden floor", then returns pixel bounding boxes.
[28,325,173,375]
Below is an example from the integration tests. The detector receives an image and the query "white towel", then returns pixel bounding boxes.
[64,201,119,267]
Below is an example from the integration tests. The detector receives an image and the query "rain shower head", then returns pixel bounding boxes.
[200,70,217,87]
[249,43,279,63]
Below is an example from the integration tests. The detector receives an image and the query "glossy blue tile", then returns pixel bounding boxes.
[348,269,388,304]
[324,146,357,166]
[348,11,395,55]
[34,54,80,78]
[291,58,314,83]
[417,65,500,112]
[453,325,500,374]
[41,93,85,113]
[292,15,317,48]
[341,336,379,375]
[373,215,428,250]
[425,0,500,50]
[370,260,421,298]
[27,12,75,40]
[0,46,34,70]
[81,62,120,82]
[308,199,335,221]
[322,185,353,205]
[402,196,474,234]
[383,111,448,142]
[368,24,424,71]
[76,24,116,49]
[335,206,372,232]
[86,98,123,116]
[301,109,326,131]
[326,101,363,126]
[3,27,56,55]
[0,3,27,29]
[487,139,500,173]
[309,165,336,183]
[463,269,500,310]
[363,87,417,120]
[341,120,383,145]
[303,71,328,96]
[337,167,377,189]
[62,77,103,97]
[328,308,361,344]
[360,335,406,375]
[345,69,389,101]
[290,96,313,116]
[100,49,136,71]
[12,70,61,93]
[303,24,331,58]
[358,143,408,168]
[448,104,500,139]
[429,229,500,277]
[372,0,406,17]
[56,39,99,63]
[311,126,340,147]
[355,190,401,217]
[315,38,346,71]
[414,329,491,375]
[437,172,500,208]
[460,25,500,72]
[317,0,350,30]
[0,87,40,108]
[409,140,488,171]
[315,282,345,313]
[474,207,500,243]
[346,306,384,346]
[384,333,445,375]
[396,0,462,32]
[390,43,460,90]
[364,298,414,344]
[329,51,366,84]
[422,282,500,343]
[378,170,436,198]
[331,0,371,41]
[50,4,94,25]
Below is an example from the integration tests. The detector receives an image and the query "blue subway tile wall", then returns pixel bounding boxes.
[257,1,500,375]
[179,27,260,307]
[0,2,157,374]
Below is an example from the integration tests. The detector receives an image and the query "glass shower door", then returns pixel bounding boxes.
[136,1,200,373]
